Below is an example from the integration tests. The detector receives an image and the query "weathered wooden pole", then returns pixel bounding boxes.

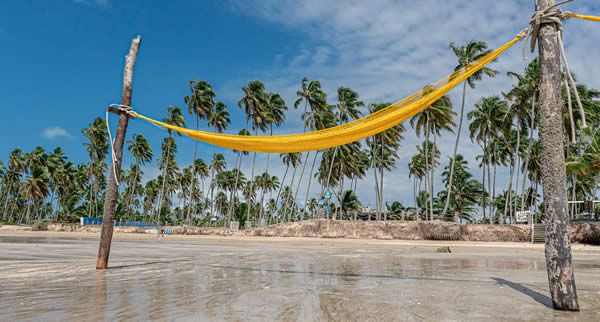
[96,35,142,269]
[535,0,579,311]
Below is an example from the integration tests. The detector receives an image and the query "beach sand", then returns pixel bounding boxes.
[1,229,599,320]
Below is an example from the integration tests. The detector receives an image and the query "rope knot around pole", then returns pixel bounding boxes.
[520,0,587,129]
[106,104,137,186]
[522,0,574,60]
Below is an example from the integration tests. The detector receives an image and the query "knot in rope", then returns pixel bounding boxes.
[106,104,137,186]
[522,0,574,60]
[518,0,587,134]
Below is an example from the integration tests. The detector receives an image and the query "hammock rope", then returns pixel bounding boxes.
[122,12,598,154]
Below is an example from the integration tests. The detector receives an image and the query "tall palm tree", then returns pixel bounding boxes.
[156,105,185,226]
[410,95,455,220]
[126,134,153,218]
[278,152,302,222]
[22,166,50,224]
[258,93,287,222]
[238,81,268,222]
[184,80,215,224]
[2,149,26,221]
[468,96,508,223]
[207,102,231,219]
[442,41,497,218]
[81,118,108,217]
[228,129,250,225]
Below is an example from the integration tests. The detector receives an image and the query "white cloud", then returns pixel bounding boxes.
[73,0,110,8]
[41,127,71,140]
[225,0,600,209]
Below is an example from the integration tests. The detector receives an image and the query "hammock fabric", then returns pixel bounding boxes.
[132,13,597,153]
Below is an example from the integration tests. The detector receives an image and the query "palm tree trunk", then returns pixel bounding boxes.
[247,150,257,222]
[442,82,468,217]
[537,0,579,309]
[413,177,417,221]
[127,163,140,220]
[227,152,241,226]
[504,125,520,224]
[370,137,380,220]
[305,151,319,220]
[284,165,298,222]
[521,106,536,213]
[380,134,385,221]
[157,139,172,227]
[294,152,310,219]
[493,148,497,221]
[186,115,200,225]
[424,115,431,221]
[514,151,521,222]
[274,165,289,209]
[429,133,436,221]
[486,138,493,223]
[325,147,338,220]
[482,153,486,222]
[2,180,13,221]
[336,162,344,220]
[209,145,216,221]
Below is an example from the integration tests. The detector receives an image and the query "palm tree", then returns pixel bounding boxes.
[81,118,108,217]
[442,41,497,218]
[258,93,287,222]
[302,102,334,219]
[228,129,250,225]
[207,102,231,220]
[126,134,153,218]
[156,105,185,227]
[468,96,508,223]
[341,190,361,218]
[22,166,50,223]
[410,95,455,220]
[238,81,268,223]
[2,149,25,221]
[184,80,215,225]
[278,152,302,222]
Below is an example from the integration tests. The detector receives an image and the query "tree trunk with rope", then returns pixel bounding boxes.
[535,0,579,310]
[97,35,141,270]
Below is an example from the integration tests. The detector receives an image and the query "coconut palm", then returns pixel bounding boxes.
[22,166,50,223]
[207,102,231,219]
[238,81,268,222]
[468,96,508,223]
[443,41,497,218]
[228,129,250,225]
[184,80,215,225]
[156,105,185,226]
[410,95,455,220]
[82,117,108,217]
[126,134,153,218]
[258,93,287,222]
[2,149,26,221]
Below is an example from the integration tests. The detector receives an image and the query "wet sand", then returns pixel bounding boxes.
[1,231,599,321]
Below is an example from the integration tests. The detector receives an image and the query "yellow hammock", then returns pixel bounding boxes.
[135,35,520,153]
[133,13,597,153]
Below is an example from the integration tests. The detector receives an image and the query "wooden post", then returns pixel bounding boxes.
[96,36,142,269]
[535,0,579,311]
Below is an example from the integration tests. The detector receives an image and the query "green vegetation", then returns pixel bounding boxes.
[0,42,599,227]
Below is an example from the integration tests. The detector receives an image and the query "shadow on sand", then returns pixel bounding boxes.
[491,277,552,309]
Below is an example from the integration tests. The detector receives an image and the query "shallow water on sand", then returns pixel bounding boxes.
[1,235,599,321]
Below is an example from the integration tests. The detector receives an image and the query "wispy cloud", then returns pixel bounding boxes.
[227,0,600,207]
[41,127,72,140]
[73,0,110,9]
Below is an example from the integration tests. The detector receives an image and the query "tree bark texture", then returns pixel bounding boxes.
[535,0,579,311]
[96,35,141,270]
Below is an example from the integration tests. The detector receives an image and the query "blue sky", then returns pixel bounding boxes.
[2,0,600,208]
